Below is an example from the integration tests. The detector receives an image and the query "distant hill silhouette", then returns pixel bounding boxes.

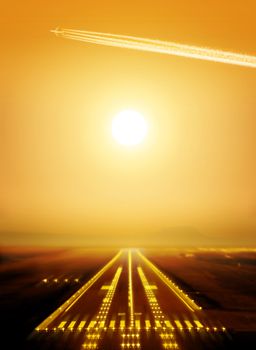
[1,227,255,248]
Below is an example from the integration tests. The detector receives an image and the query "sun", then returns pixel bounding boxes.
[111,110,148,146]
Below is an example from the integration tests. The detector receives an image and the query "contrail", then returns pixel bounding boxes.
[51,28,256,68]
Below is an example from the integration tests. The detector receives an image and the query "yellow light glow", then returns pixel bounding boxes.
[112,110,148,146]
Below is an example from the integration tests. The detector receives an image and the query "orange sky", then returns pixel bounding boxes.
[1,0,256,246]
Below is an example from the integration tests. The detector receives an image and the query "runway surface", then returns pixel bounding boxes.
[33,249,229,349]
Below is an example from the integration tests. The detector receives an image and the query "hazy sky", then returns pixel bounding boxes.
[1,1,256,246]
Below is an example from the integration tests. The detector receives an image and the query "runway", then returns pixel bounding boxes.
[34,249,228,349]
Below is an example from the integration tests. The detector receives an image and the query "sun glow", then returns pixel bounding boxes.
[111,110,148,147]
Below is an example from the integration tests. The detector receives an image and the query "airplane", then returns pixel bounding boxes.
[50,27,64,36]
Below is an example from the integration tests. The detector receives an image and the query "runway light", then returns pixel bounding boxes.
[35,251,123,332]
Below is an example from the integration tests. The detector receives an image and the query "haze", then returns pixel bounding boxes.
[1,0,256,247]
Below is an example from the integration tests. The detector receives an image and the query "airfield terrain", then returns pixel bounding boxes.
[0,247,255,349]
